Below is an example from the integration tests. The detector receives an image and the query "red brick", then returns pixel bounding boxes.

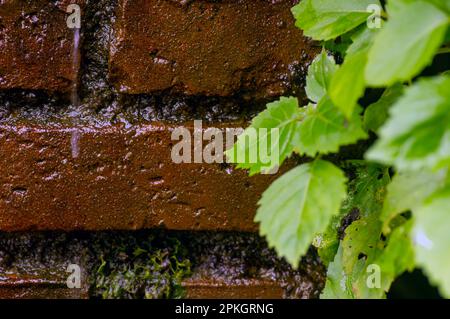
[110,0,317,97]
[0,121,290,231]
[0,0,83,92]
[182,278,284,299]
[0,274,87,299]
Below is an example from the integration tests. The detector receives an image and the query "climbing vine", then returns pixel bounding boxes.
[227,0,450,298]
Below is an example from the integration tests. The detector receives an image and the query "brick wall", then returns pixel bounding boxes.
[0,0,323,298]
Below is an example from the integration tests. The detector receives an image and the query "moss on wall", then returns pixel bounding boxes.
[90,234,191,299]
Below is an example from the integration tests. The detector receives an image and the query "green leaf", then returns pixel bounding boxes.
[345,162,390,218]
[315,162,389,266]
[427,0,450,14]
[323,37,353,58]
[365,1,448,86]
[312,205,348,266]
[351,220,415,299]
[256,160,347,268]
[330,51,368,119]
[344,162,388,223]
[332,163,390,298]
[346,26,377,57]
[314,231,340,267]
[330,28,377,118]
[342,214,382,274]
[296,97,368,157]
[375,220,415,290]
[314,209,347,268]
[324,219,415,299]
[388,0,450,16]
[321,162,429,299]
[291,0,380,41]
[321,243,354,299]
[305,51,338,103]
[381,169,447,233]
[363,84,404,133]
[348,264,385,299]
[386,0,415,17]
[366,75,450,170]
[225,97,302,175]
[412,187,450,297]
[445,28,450,44]
[321,164,439,299]
[324,213,414,299]
[314,206,349,267]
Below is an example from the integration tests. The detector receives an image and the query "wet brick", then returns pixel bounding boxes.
[110,0,317,97]
[0,121,291,231]
[0,0,83,92]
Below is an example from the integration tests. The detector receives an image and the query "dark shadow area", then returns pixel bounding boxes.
[388,269,442,299]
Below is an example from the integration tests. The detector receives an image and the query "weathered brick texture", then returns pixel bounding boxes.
[0,275,283,299]
[0,232,325,299]
[0,1,317,233]
[0,274,87,299]
[182,279,285,299]
[0,121,292,231]
[0,0,324,300]
[0,0,83,92]
[110,0,316,97]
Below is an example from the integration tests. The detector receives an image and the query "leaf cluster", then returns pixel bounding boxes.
[228,0,450,298]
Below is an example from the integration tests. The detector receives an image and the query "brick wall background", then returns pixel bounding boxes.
[0,0,323,298]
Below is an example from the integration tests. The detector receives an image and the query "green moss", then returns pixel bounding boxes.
[90,234,191,299]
